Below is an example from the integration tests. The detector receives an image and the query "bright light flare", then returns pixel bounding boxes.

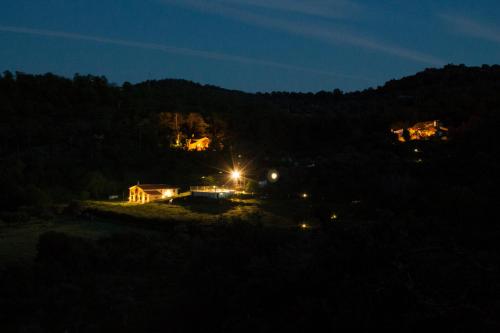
[230,170,241,180]
[302,193,308,198]
[267,169,279,183]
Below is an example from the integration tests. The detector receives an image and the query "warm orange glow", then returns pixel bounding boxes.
[302,193,308,198]
[187,137,210,151]
[392,120,448,142]
[162,189,174,198]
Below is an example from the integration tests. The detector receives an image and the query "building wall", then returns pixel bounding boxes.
[192,190,233,199]
[162,188,179,198]
[129,187,179,203]
[129,188,149,203]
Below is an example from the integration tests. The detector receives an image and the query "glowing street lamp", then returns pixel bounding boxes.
[267,169,279,183]
[230,170,241,181]
[230,169,243,189]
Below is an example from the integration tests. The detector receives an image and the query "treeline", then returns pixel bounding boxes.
[1,65,500,210]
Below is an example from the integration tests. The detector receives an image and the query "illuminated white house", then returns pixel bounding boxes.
[129,184,179,203]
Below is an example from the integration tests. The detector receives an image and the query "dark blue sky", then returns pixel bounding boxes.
[1,0,499,92]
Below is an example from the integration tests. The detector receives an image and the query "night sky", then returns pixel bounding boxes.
[1,0,499,92]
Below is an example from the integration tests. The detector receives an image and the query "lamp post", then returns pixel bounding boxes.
[230,169,242,190]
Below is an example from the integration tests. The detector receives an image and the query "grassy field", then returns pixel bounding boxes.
[81,196,298,226]
[0,196,313,265]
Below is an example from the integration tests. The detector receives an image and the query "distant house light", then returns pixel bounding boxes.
[391,120,449,142]
[187,137,210,151]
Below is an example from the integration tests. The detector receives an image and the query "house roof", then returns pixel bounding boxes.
[129,184,179,190]
[144,190,163,196]
[412,121,436,129]
[191,137,210,142]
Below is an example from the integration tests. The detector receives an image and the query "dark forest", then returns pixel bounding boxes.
[1,64,500,332]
